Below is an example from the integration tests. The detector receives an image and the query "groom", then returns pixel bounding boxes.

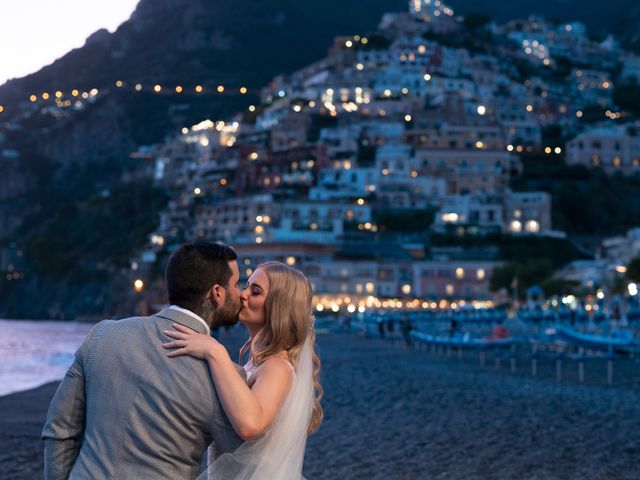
[42,242,244,479]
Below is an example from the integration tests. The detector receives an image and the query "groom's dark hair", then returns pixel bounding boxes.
[166,242,237,312]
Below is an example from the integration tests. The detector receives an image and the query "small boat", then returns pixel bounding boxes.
[553,325,638,354]
[410,331,514,349]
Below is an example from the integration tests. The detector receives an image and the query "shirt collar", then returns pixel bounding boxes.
[169,305,210,335]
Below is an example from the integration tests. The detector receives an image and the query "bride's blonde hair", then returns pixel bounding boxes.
[239,261,323,433]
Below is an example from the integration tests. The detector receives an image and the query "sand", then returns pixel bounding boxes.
[2,332,639,479]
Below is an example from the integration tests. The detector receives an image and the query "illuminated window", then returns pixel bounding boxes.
[525,220,540,233]
[455,268,464,279]
[477,269,485,280]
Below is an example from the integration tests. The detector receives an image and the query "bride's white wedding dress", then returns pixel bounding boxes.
[200,335,314,480]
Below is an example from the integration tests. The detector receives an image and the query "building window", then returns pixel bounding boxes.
[613,156,622,168]
[455,268,464,279]
[477,269,485,280]
[446,284,454,296]
[525,220,540,233]
[592,155,600,167]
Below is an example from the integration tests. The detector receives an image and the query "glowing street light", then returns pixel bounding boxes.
[133,279,144,293]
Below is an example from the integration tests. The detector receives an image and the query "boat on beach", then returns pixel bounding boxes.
[552,325,638,354]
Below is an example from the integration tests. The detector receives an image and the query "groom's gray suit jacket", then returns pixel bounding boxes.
[42,307,244,480]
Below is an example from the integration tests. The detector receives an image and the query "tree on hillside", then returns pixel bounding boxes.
[463,13,491,30]
[627,257,640,282]
[489,258,556,297]
[613,82,640,117]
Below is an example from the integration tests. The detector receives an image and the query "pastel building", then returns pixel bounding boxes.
[566,124,640,175]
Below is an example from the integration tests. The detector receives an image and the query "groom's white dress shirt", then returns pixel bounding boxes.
[169,304,210,334]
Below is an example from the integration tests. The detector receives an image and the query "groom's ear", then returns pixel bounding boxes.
[209,284,225,307]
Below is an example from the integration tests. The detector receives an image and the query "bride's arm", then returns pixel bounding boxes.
[163,324,292,440]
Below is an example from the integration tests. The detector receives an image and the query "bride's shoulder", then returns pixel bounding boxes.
[258,353,294,378]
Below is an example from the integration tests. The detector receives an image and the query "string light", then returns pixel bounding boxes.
[18,80,255,106]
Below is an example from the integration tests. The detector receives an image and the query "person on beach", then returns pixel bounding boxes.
[42,242,245,479]
[162,261,323,479]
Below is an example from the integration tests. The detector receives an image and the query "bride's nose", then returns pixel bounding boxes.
[240,288,250,301]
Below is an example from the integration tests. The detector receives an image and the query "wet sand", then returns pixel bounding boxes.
[2,332,639,479]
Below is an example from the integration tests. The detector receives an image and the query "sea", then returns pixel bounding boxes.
[0,319,94,397]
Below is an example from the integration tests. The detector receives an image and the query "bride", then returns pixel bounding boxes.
[163,261,323,479]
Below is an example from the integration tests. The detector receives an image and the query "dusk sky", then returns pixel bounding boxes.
[0,0,139,85]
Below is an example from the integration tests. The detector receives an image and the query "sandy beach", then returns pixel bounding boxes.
[2,331,640,479]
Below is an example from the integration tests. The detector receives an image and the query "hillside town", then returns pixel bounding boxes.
[113,0,640,312]
[3,0,640,314]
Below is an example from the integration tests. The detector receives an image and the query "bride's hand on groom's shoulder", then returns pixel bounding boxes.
[162,323,223,360]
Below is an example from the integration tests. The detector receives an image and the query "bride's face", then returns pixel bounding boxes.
[239,268,270,330]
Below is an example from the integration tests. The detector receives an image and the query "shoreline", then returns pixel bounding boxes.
[3,334,640,479]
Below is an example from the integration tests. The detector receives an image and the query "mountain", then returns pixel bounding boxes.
[0,0,407,103]
[1,0,639,105]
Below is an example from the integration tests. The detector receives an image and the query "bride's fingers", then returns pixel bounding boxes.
[172,323,195,334]
[162,340,188,349]
[166,347,189,358]
[164,330,188,340]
